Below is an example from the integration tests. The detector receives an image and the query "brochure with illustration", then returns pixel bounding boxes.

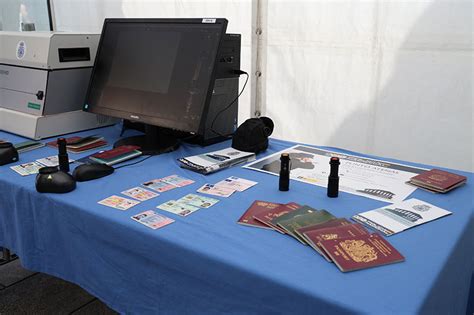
[352,198,452,236]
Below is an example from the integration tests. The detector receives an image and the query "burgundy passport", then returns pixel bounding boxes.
[92,145,141,160]
[319,233,405,272]
[253,202,301,234]
[237,201,282,229]
[410,169,466,191]
[295,218,351,241]
[304,223,369,261]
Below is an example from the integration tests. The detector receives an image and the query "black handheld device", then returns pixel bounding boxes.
[36,167,76,194]
[57,138,70,172]
[0,142,19,166]
[327,157,340,198]
[279,153,290,191]
[73,164,114,182]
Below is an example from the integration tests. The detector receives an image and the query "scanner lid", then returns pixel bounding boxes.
[0,32,100,70]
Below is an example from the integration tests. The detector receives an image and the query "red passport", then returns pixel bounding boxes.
[410,169,467,192]
[295,218,351,243]
[253,202,301,234]
[319,233,405,272]
[304,223,369,261]
[92,145,141,160]
[47,136,107,153]
[237,201,282,229]
[67,140,108,153]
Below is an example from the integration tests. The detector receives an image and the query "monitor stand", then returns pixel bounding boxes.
[113,124,180,155]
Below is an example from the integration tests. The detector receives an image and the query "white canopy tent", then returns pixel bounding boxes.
[3,0,472,171]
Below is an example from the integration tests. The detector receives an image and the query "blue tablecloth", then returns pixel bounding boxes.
[0,126,473,314]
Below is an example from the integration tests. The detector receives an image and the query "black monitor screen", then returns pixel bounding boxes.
[85,19,227,133]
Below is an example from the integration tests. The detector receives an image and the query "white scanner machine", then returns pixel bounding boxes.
[0,32,117,139]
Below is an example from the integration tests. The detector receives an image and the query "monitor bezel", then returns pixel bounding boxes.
[84,18,228,134]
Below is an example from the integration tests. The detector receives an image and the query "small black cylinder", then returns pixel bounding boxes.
[279,153,290,191]
[57,138,70,173]
[327,157,340,198]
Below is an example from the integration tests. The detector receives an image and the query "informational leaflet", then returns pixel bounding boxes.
[244,145,427,203]
[352,198,452,236]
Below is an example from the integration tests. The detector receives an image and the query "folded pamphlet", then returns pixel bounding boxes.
[178,147,255,174]
[352,198,452,236]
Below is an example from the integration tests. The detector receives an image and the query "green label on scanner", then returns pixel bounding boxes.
[28,102,41,110]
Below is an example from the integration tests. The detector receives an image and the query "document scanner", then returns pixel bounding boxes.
[0,32,117,139]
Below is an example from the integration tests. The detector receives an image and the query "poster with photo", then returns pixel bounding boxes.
[244,145,427,203]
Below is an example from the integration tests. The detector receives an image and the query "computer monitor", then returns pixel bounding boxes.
[84,18,237,155]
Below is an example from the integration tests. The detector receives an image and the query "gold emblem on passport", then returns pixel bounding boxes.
[340,240,377,263]
[321,233,338,240]
[429,174,447,181]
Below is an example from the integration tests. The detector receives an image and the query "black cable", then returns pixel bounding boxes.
[210,71,249,138]
[114,155,153,169]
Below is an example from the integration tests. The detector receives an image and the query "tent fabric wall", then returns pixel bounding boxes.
[51,0,473,171]
[1,0,51,31]
[262,0,473,171]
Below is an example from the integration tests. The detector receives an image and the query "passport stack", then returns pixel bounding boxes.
[407,168,467,193]
[237,200,405,273]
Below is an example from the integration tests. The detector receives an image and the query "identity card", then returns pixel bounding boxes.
[157,200,200,217]
[215,176,258,192]
[10,162,44,176]
[131,210,174,229]
[161,174,195,187]
[98,195,140,210]
[142,179,177,193]
[36,155,74,167]
[122,187,159,201]
[197,184,235,197]
[177,193,219,208]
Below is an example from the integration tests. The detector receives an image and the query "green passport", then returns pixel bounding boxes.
[270,205,318,228]
[277,210,336,244]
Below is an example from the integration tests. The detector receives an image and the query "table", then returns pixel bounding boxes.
[0,126,473,314]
